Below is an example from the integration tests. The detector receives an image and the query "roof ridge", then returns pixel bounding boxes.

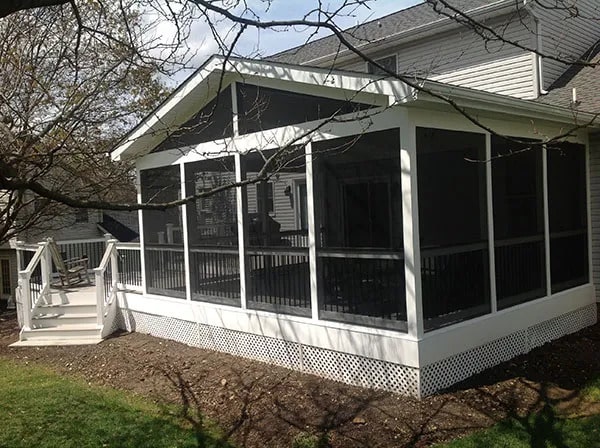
[268,1,429,59]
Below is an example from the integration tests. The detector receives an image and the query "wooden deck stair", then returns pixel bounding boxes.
[11,285,102,347]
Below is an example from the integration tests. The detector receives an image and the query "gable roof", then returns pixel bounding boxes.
[111,56,415,161]
[537,42,600,114]
[270,0,512,65]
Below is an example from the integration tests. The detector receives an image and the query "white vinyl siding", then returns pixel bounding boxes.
[589,132,600,302]
[336,13,537,99]
[535,0,600,90]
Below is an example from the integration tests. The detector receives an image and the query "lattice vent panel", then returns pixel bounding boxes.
[527,304,597,350]
[202,325,302,370]
[124,310,201,348]
[302,346,420,397]
[420,330,527,397]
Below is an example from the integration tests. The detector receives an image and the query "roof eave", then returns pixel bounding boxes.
[416,80,600,129]
[300,0,521,67]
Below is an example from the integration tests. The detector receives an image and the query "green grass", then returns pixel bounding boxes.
[0,358,229,448]
[438,379,600,448]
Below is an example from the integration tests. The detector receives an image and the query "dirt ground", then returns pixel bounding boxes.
[0,310,598,448]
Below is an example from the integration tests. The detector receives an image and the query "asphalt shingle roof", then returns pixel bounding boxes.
[270,0,496,65]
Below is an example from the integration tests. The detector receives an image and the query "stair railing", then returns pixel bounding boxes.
[16,241,53,330]
[94,239,119,326]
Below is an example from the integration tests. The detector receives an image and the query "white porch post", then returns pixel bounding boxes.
[543,144,552,296]
[305,142,319,320]
[136,166,148,296]
[486,134,498,313]
[180,162,192,301]
[399,111,424,339]
[235,153,248,309]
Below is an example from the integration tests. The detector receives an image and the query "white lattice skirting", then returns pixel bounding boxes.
[116,303,597,398]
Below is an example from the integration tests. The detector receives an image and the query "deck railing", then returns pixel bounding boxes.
[16,241,53,330]
[115,243,142,291]
[94,240,119,326]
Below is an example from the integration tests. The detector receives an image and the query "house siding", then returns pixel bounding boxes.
[590,132,600,302]
[535,0,600,91]
[336,13,537,99]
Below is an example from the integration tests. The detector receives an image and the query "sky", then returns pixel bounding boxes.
[157,0,422,80]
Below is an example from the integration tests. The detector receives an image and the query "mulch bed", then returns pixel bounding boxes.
[0,309,598,447]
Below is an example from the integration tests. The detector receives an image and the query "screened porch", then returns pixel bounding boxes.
[136,80,590,336]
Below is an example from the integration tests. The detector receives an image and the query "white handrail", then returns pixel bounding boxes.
[94,240,119,326]
[17,241,52,330]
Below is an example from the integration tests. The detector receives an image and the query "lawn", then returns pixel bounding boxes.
[438,378,600,448]
[0,358,229,448]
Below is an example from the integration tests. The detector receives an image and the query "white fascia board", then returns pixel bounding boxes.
[302,0,519,67]
[112,56,413,162]
[415,80,600,128]
[225,57,414,104]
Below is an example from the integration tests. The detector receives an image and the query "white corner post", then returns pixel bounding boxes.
[180,162,192,301]
[542,144,551,297]
[399,110,423,339]
[235,152,248,309]
[305,142,319,321]
[232,82,248,309]
[136,165,148,296]
[486,133,498,313]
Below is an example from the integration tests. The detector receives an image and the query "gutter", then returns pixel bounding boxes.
[417,79,598,126]
[302,0,517,67]
[523,0,549,96]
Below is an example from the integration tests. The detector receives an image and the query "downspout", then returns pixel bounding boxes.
[524,0,548,95]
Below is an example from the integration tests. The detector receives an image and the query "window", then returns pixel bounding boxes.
[547,143,589,292]
[242,147,310,316]
[236,83,372,135]
[140,166,185,298]
[1,259,10,296]
[153,87,234,152]
[313,129,406,331]
[367,55,397,76]
[417,127,490,331]
[492,137,545,308]
[185,156,240,306]
[256,181,274,214]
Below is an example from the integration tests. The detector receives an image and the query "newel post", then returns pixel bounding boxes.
[94,266,104,326]
[18,271,32,330]
[109,240,119,290]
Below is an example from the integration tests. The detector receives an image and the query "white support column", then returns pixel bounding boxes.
[235,153,248,309]
[543,144,552,296]
[180,162,192,301]
[305,142,319,320]
[400,113,423,339]
[486,133,498,313]
[585,138,593,288]
[231,82,239,137]
[136,166,148,296]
